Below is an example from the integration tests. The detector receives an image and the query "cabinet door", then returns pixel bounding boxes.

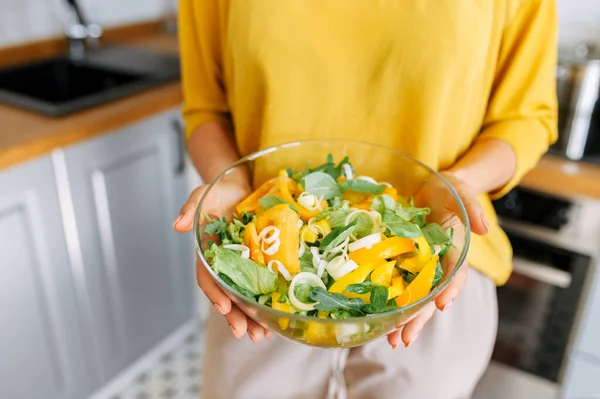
[0,157,89,399]
[61,109,195,385]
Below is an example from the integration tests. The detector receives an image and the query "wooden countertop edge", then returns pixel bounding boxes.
[0,83,183,171]
[521,155,600,200]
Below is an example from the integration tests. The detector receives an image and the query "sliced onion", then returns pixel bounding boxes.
[379,182,393,188]
[263,239,280,255]
[301,224,323,244]
[298,242,306,257]
[342,163,354,180]
[298,192,319,210]
[357,176,378,184]
[348,233,382,252]
[268,260,292,281]
[311,246,321,268]
[298,219,304,229]
[326,257,359,280]
[223,244,250,259]
[317,259,328,278]
[433,244,443,255]
[259,226,280,244]
[325,237,350,256]
[288,272,327,311]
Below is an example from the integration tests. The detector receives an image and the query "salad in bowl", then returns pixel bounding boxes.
[194,140,469,347]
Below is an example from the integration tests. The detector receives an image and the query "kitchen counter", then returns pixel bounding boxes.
[1,31,600,201]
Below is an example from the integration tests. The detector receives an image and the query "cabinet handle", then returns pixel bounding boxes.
[171,118,185,175]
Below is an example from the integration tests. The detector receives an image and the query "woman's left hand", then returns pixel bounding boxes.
[386,172,490,348]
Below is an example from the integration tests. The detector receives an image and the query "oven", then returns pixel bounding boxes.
[474,187,600,399]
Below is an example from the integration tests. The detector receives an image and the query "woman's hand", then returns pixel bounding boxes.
[173,180,272,343]
[386,172,490,349]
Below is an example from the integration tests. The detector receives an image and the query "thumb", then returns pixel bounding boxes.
[455,185,489,236]
[173,185,208,233]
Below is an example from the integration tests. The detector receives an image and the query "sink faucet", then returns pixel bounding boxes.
[63,0,103,60]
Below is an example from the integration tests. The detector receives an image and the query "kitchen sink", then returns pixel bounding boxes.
[0,46,180,117]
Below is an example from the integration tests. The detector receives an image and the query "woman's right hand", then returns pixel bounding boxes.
[173,180,272,343]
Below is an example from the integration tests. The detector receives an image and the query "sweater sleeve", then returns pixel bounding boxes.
[178,0,231,140]
[477,0,559,199]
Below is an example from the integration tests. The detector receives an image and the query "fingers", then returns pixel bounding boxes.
[224,306,248,339]
[196,259,232,315]
[401,302,436,347]
[443,174,489,236]
[387,329,402,349]
[173,185,208,232]
[435,262,468,311]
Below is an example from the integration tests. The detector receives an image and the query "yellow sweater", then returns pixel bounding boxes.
[179,0,558,285]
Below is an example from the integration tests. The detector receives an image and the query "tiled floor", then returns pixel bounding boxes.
[113,322,206,399]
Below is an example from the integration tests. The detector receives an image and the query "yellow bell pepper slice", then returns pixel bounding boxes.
[396,254,439,307]
[388,277,405,299]
[370,260,396,287]
[236,178,277,214]
[305,322,336,345]
[342,190,372,205]
[401,236,432,274]
[349,236,415,265]
[278,177,327,222]
[271,292,295,329]
[243,222,264,265]
[301,225,319,243]
[329,260,386,294]
[382,186,398,201]
[262,204,301,274]
[391,266,400,278]
[314,220,332,236]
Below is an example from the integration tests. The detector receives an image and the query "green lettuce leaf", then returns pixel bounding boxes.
[205,245,279,296]
[301,172,342,200]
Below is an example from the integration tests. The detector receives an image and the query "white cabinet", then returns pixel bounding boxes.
[0,108,195,398]
[0,157,90,399]
[58,109,194,385]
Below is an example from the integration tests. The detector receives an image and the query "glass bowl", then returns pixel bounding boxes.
[193,139,470,348]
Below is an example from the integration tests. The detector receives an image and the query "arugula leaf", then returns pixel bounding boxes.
[382,211,422,238]
[363,304,399,314]
[370,285,389,312]
[258,195,300,215]
[401,269,416,284]
[301,172,342,200]
[205,245,279,296]
[315,201,350,227]
[432,260,443,288]
[320,221,357,250]
[422,223,451,245]
[218,273,256,300]
[438,228,454,257]
[309,154,352,180]
[346,282,378,294]
[309,287,366,313]
[240,212,256,225]
[329,309,356,319]
[339,179,385,195]
[293,284,313,304]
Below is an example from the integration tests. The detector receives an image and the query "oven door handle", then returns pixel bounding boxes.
[512,257,572,289]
